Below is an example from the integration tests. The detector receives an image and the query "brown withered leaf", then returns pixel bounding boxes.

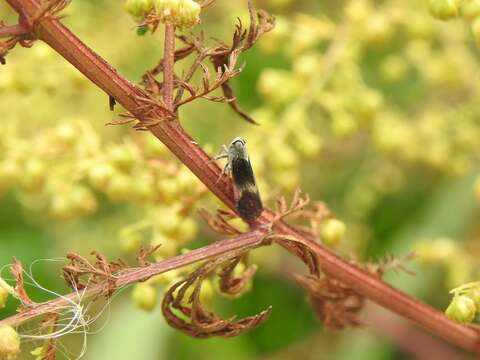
[217,256,257,297]
[10,258,33,306]
[365,252,416,278]
[272,189,310,224]
[162,260,271,338]
[203,1,274,124]
[295,274,364,330]
[62,252,127,296]
[136,245,162,267]
[198,208,242,236]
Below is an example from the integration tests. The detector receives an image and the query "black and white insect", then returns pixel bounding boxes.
[215,137,263,221]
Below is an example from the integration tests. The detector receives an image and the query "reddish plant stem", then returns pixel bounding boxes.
[4,0,480,353]
[163,22,175,111]
[0,229,268,327]
[0,23,29,38]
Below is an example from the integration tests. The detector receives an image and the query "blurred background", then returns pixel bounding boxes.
[1,0,480,358]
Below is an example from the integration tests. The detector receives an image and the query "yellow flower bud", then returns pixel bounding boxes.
[154,207,182,235]
[124,0,153,18]
[108,144,138,173]
[320,218,346,247]
[50,194,74,220]
[0,325,20,360]
[471,17,480,46]
[19,159,46,191]
[143,135,169,157]
[157,178,181,203]
[151,233,178,260]
[55,123,76,145]
[119,227,144,253]
[331,112,358,137]
[176,218,198,244]
[70,186,97,216]
[429,0,460,20]
[88,163,114,191]
[445,295,476,324]
[257,69,302,105]
[130,173,155,203]
[131,283,158,312]
[466,286,480,309]
[462,0,480,20]
[364,14,394,46]
[0,285,8,308]
[381,55,408,82]
[170,278,214,307]
[106,173,133,202]
[155,0,201,28]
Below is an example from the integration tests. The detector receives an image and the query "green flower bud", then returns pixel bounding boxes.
[130,173,155,203]
[0,325,20,360]
[70,186,97,216]
[364,14,394,46]
[154,207,182,235]
[124,0,153,18]
[381,55,408,82]
[176,218,198,244]
[466,286,480,309]
[0,285,8,308]
[471,17,480,46]
[320,218,346,247]
[55,123,76,145]
[155,0,201,28]
[31,346,46,360]
[331,112,358,137]
[107,144,138,173]
[131,283,157,312]
[50,194,74,220]
[106,173,133,202]
[461,0,480,20]
[143,135,169,157]
[445,295,476,324]
[88,163,114,191]
[19,159,46,191]
[429,0,460,20]
[119,227,144,253]
[170,278,214,307]
[176,168,198,193]
[151,269,181,286]
[0,160,18,189]
[257,69,302,105]
[151,232,178,260]
[157,178,181,203]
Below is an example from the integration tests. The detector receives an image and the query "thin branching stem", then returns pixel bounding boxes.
[163,22,175,111]
[0,229,268,327]
[0,23,29,38]
[4,0,480,354]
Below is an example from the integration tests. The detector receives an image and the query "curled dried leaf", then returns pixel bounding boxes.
[136,245,162,267]
[198,208,242,235]
[10,258,33,306]
[217,256,257,297]
[62,252,127,295]
[295,274,364,330]
[162,259,271,338]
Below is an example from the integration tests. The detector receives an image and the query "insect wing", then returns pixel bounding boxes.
[231,157,263,220]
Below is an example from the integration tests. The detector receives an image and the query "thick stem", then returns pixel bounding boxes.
[0,229,267,327]
[0,23,29,38]
[4,0,480,354]
[163,22,175,111]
